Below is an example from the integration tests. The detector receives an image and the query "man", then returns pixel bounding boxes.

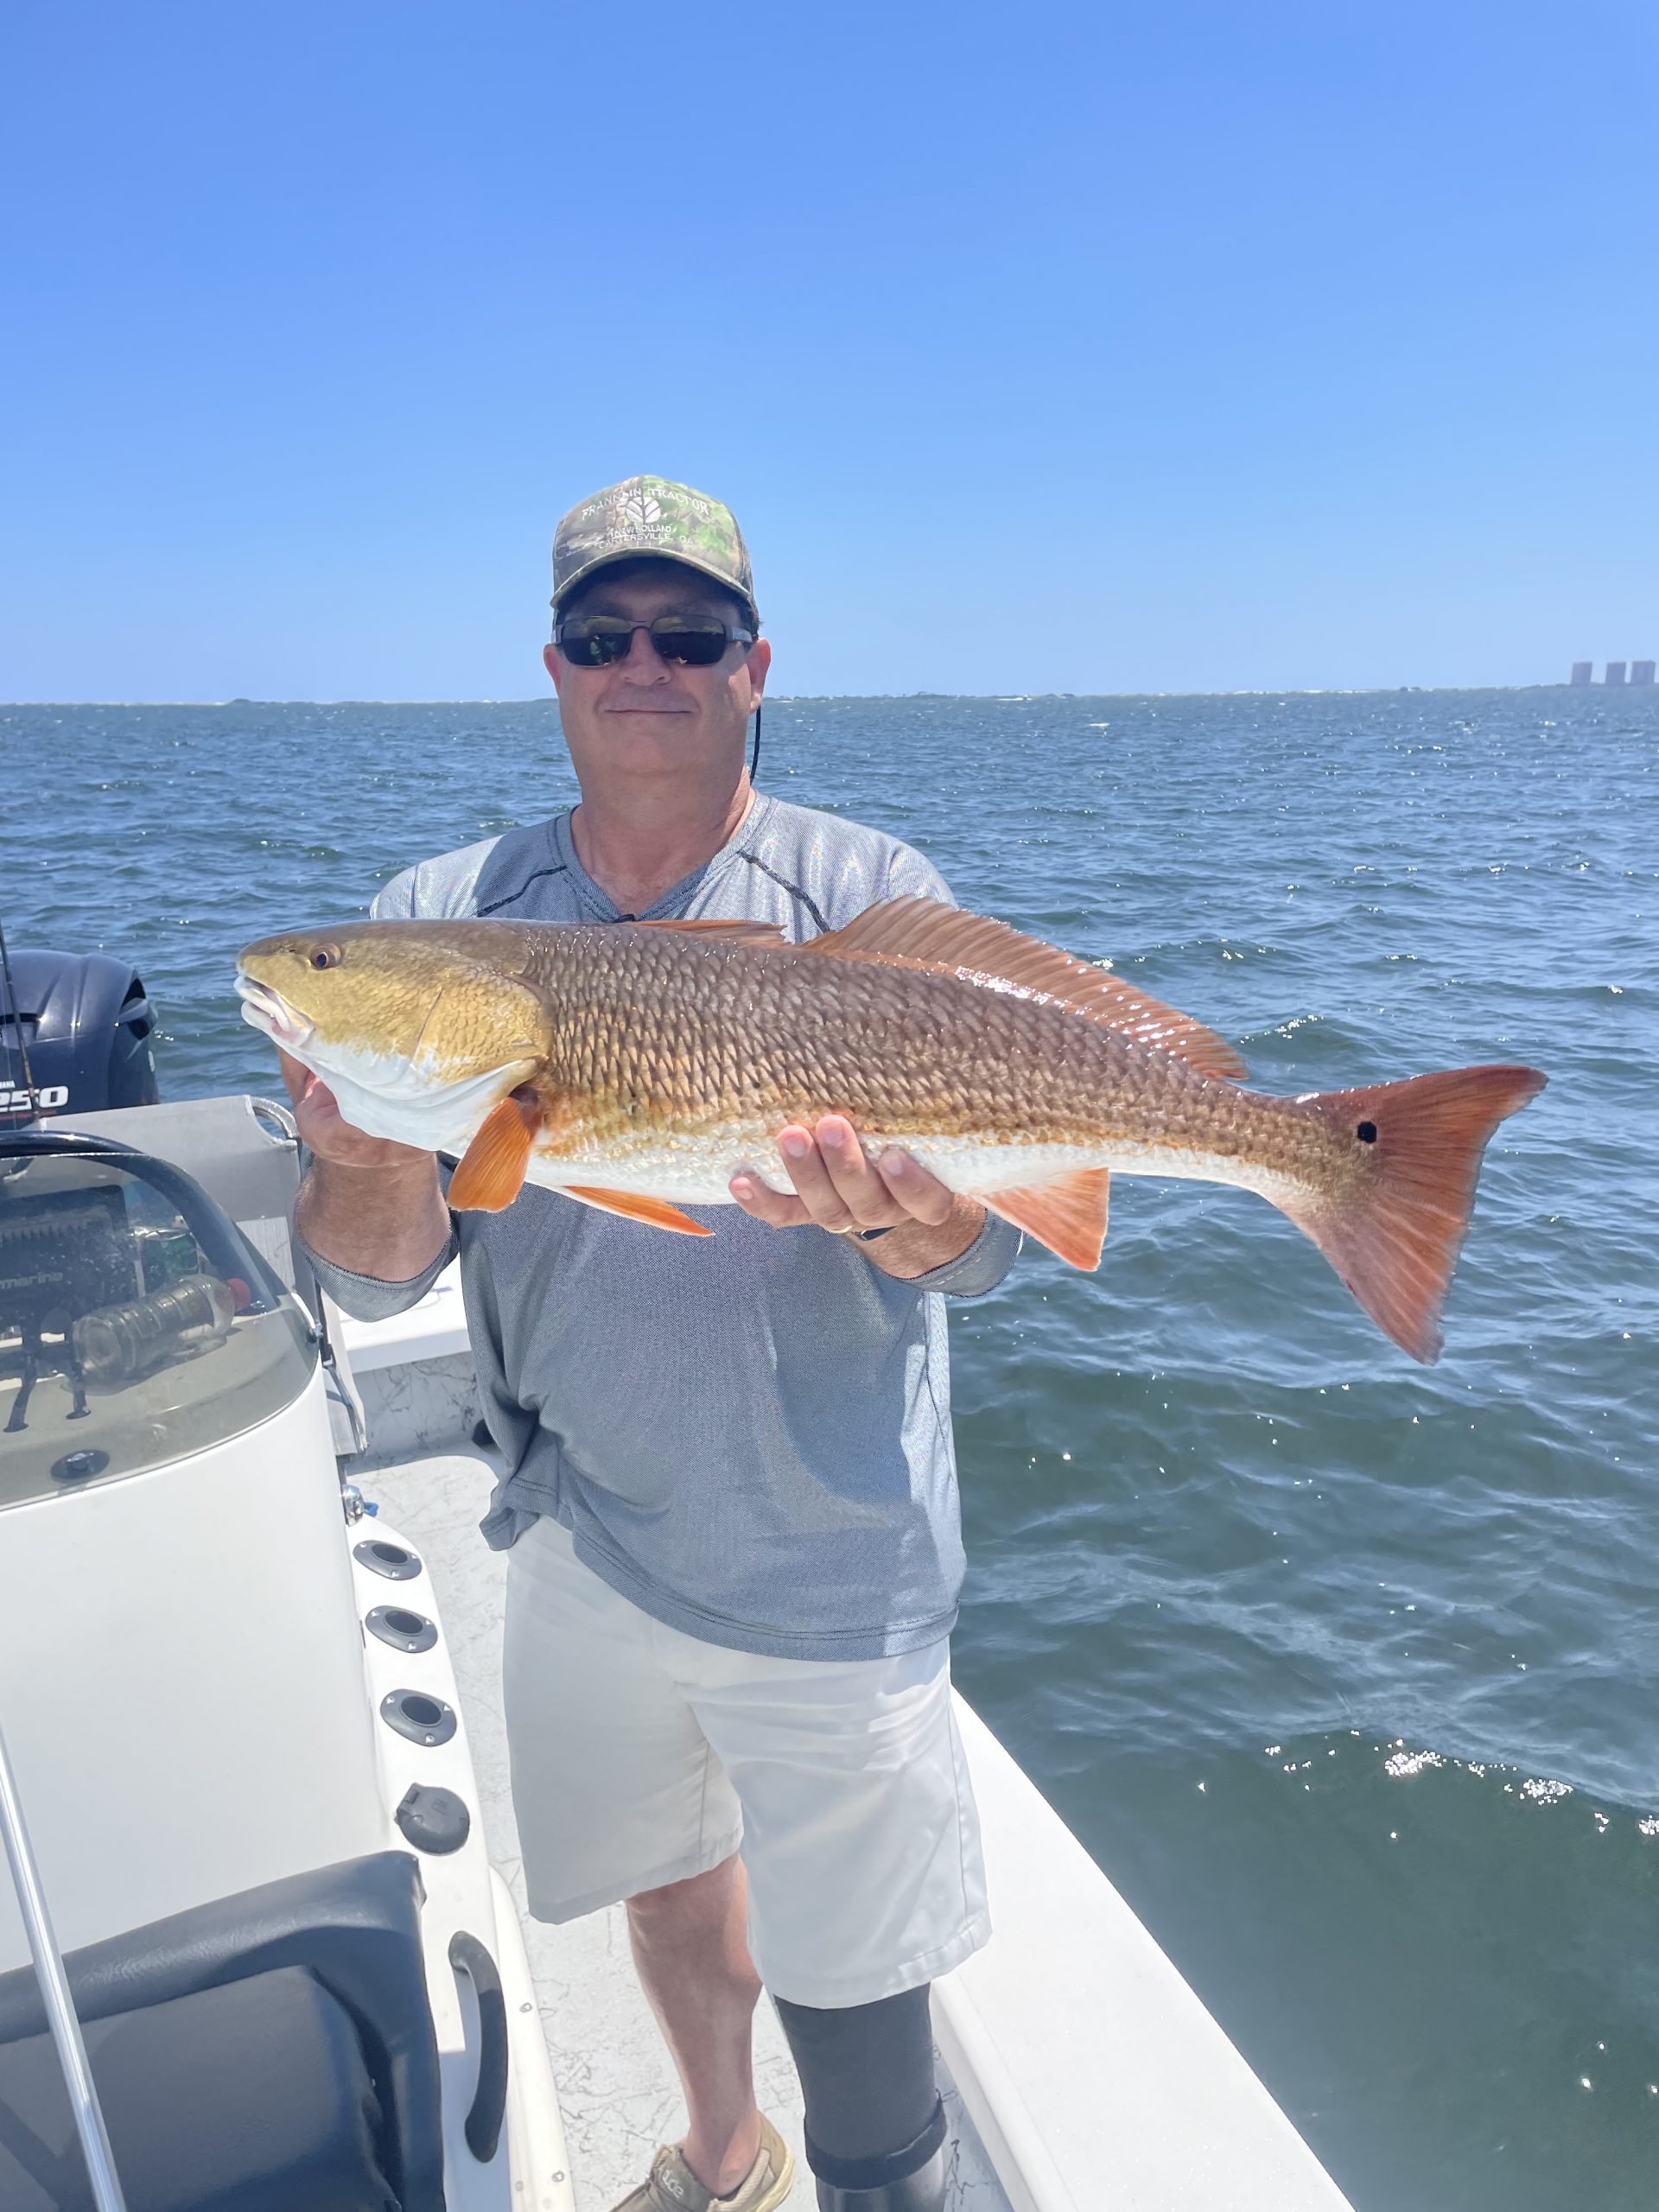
[289,477,1020,2212]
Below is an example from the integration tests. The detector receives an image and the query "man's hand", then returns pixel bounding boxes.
[277,1050,451,1281]
[277,1050,432,1172]
[729,1115,986,1281]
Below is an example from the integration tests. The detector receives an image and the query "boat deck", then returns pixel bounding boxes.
[366,1449,1008,2211]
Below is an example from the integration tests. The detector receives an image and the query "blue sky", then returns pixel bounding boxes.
[3,0,1656,698]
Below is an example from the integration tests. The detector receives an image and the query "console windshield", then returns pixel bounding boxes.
[0,1142,316,1506]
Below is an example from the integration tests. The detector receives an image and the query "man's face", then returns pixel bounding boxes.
[543,561,770,789]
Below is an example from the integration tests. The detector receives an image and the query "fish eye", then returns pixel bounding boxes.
[308,944,342,971]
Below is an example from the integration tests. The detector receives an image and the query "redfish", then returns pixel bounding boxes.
[237,899,1545,1362]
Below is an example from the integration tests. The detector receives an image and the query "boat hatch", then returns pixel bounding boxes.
[0,1132,315,1507]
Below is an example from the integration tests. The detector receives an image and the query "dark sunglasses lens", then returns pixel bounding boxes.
[558,616,741,666]
[560,620,634,665]
[650,624,730,666]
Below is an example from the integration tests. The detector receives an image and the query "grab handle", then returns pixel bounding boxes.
[448,1929,509,2162]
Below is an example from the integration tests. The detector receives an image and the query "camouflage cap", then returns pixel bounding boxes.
[550,474,759,626]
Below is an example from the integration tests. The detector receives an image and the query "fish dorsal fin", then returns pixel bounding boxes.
[449,1090,541,1211]
[632,918,787,944]
[982,1167,1112,1270]
[804,898,1247,1081]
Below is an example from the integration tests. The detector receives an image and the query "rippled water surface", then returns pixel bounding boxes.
[5,689,1656,2208]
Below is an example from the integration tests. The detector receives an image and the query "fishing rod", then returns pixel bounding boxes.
[0,911,40,1122]
[0,1714,129,2211]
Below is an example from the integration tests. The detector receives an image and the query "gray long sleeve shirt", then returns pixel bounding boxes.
[305,795,1020,1660]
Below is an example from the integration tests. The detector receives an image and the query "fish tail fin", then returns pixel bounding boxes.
[1281,1064,1546,1363]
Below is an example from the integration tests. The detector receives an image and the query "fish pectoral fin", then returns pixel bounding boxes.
[632,918,788,944]
[448,1090,541,1211]
[561,1186,714,1236]
[982,1168,1111,1271]
[804,898,1247,1081]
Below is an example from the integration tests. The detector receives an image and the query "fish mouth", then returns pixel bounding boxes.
[235,973,315,1053]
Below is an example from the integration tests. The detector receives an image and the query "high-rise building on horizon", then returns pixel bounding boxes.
[1605,661,1628,685]
[1632,660,1656,686]
[1570,661,1592,684]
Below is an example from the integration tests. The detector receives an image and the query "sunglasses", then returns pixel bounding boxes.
[555,613,755,668]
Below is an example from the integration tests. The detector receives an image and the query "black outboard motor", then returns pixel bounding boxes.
[0,951,160,1128]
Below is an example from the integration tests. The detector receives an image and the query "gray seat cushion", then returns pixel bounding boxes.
[0,1852,441,2211]
[0,1963,395,2212]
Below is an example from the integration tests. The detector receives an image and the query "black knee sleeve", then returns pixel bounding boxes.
[772,1984,946,2199]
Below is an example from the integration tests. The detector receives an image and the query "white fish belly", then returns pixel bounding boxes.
[521,1126,1301,1210]
[522,1129,1122,1205]
[524,1126,785,1205]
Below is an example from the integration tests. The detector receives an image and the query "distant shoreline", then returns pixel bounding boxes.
[3,683,1647,710]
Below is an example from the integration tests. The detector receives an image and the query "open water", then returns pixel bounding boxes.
[4,688,1656,2209]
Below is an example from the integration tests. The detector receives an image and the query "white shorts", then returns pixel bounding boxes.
[502,1515,989,2009]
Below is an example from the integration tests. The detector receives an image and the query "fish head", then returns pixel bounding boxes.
[236,920,552,1147]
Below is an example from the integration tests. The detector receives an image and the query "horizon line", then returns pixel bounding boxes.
[0,681,1638,709]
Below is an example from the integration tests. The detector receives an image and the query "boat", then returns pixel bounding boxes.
[0,1095,572,2211]
[0,948,1358,2209]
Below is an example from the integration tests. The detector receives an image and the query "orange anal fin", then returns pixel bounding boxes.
[982,1167,1110,1270]
[561,1186,714,1236]
[449,1090,541,1211]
